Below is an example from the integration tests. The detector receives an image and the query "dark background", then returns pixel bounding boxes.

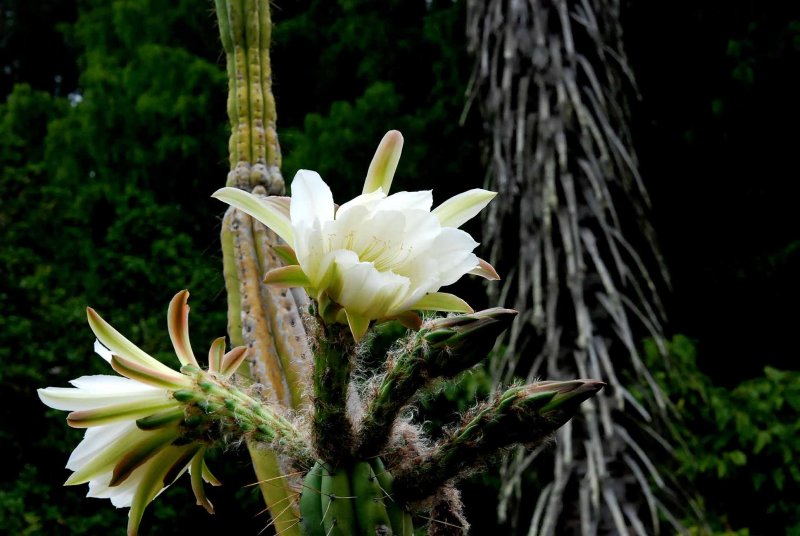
[1,0,798,533]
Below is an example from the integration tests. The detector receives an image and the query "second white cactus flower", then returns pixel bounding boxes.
[37,291,243,536]
[213,131,499,341]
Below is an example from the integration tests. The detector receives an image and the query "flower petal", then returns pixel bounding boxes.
[207,337,225,374]
[94,340,113,362]
[290,170,335,226]
[67,398,177,428]
[423,227,480,287]
[212,187,294,244]
[328,251,410,319]
[38,377,163,412]
[190,450,214,514]
[411,292,474,314]
[335,189,386,218]
[68,422,135,471]
[432,189,496,228]
[469,258,500,280]
[363,130,404,194]
[110,427,183,487]
[87,308,179,378]
[167,290,199,368]
[201,460,221,486]
[220,346,248,377]
[110,354,190,390]
[271,244,299,266]
[65,427,169,486]
[263,265,311,288]
[345,310,371,342]
[379,190,433,213]
[87,467,141,508]
[128,445,195,536]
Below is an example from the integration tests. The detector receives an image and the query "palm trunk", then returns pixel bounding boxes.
[466,0,699,533]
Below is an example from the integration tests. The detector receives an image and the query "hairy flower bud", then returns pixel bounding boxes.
[421,308,518,377]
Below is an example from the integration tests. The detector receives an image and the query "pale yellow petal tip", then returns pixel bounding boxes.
[346,311,371,342]
[412,292,474,314]
[263,265,312,288]
[210,186,234,199]
[470,258,501,281]
[167,290,199,369]
[363,130,405,195]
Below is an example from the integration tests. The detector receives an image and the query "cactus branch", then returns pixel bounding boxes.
[357,309,517,458]
[393,380,605,503]
[311,323,356,466]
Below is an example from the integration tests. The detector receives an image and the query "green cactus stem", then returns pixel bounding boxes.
[392,380,605,503]
[311,323,356,467]
[356,309,517,458]
[299,459,410,536]
[175,365,311,466]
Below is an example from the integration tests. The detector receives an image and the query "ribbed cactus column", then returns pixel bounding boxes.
[214,1,309,534]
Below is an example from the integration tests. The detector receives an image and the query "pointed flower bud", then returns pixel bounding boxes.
[421,308,518,377]
[394,379,605,502]
[212,131,500,342]
[363,129,404,194]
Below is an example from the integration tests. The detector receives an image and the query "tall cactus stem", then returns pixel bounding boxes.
[221,209,244,347]
[257,0,281,179]
[251,194,309,410]
[231,207,291,403]
[243,0,268,181]
[225,0,252,166]
[213,0,239,167]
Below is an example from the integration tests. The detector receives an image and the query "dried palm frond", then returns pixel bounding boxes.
[465,0,702,533]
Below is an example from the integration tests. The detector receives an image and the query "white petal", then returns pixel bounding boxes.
[87,308,179,378]
[69,375,162,393]
[87,466,141,508]
[426,227,480,286]
[378,190,433,212]
[68,422,135,470]
[330,255,410,318]
[290,170,334,226]
[433,189,496,228]
[294,221,329,288]
[336,189,386,218]
[38,377,164,411]
[211,188,294,244]
[94,340,113,362]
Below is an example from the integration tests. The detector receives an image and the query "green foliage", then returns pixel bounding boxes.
[274,0,482,201]
[643,336,800,533]
[0,2,236,531]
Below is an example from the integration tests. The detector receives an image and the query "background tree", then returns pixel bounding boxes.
[466,0,695,533]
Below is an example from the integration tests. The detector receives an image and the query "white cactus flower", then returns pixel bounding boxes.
[213,131,499,341]
[38,291,240,536]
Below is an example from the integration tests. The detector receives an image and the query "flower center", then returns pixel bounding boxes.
[327,230,415,272]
